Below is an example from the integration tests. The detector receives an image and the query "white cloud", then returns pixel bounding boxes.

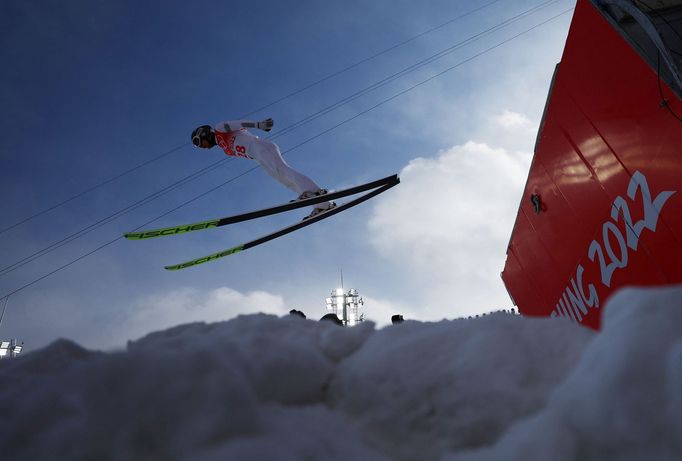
[494,109,534,131]
[122,286,288,344]
[368,140,528,318]
[483,109,539,157]
[361,294,420,328]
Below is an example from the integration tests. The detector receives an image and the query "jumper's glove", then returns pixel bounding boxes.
[257,118,274,132]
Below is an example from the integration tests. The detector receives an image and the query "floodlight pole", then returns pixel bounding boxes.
[9,339,16,358]
[325,287,364,327]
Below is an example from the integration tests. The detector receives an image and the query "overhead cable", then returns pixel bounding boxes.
[269,0,563,142]
[0,6,574,301]
[0,1,502,237]
[0,0,565,278]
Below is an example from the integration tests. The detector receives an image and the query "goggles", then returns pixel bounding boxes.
[192,126,212,147]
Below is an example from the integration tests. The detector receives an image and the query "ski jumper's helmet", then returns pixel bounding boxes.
[191,125,214,147]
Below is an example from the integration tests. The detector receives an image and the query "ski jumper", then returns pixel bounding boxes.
[214,121,325,197]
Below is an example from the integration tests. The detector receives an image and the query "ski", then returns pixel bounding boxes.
[125,174,399,240]
[164,179,400,270]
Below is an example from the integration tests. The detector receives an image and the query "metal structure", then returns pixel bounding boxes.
[0,339,23,359]
[325,288,365,326]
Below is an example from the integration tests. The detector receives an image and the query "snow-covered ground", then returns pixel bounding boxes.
[1,285,682,461]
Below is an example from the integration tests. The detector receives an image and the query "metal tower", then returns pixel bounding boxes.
[0,339,23,359]
[325,288,364,326]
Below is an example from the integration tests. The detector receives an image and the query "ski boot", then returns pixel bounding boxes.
[291,189,329,203]
[303,202,337,220]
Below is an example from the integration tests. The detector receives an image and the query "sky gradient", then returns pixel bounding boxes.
[0,0,576,351]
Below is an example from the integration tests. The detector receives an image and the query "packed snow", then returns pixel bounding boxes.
[1,285,682,460]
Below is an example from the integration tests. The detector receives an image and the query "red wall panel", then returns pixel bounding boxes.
[501,0,682,329]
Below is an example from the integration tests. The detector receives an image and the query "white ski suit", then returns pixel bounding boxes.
[214,120,327,200]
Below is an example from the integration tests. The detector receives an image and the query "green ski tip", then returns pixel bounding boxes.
[164,245,245,271]
[125,220,221,240]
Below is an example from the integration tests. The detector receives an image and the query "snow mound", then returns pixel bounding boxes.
[1,286,682,461]
[445,285,682,461]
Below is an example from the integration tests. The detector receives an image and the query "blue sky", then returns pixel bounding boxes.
[0,0,575,351]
